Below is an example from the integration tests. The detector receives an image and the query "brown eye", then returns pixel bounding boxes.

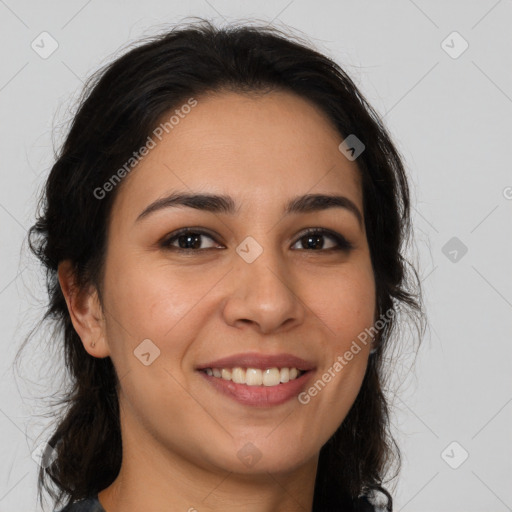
[161,229,223,251]
[160,227,353,253]
[291,228,353,252]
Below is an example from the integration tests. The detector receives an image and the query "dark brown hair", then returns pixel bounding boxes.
[22,18,424,512]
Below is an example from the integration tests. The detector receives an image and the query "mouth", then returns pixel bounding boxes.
[197,369,313,407]
[195,352,316,407]
[198,366,308,386]
[195,351,315,374]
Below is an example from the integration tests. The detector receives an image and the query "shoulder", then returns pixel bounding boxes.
[321,495,386,512]
[54,495,105,512]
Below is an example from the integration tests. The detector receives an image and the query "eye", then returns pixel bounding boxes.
[160,227,353,253]
[160,228,223,252]
[291,228,353,252]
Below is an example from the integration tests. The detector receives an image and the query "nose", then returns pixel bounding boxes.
[221,243,306,335]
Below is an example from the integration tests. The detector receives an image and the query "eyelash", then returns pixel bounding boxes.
[160,227,354,254]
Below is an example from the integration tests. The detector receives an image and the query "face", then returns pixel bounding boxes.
[90,90,376,478]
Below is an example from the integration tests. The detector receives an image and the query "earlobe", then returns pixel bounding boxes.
[57,260,110,358]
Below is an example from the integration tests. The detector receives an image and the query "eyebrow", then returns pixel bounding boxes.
[135,192,363,228]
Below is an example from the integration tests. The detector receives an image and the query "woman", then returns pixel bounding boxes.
[26,18,423,512]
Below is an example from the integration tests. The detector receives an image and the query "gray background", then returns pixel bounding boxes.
[1,1,511,511]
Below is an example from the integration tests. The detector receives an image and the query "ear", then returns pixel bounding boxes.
[58,260,110,358]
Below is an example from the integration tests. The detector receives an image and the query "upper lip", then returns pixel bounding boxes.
[195,352,316,371]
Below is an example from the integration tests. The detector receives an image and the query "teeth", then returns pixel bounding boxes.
[246,368,263,386]
[262,368,280,386]
[202,366,305,386]
[232,367,245,384]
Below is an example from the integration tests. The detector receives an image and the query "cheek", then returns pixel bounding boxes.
[292,264,375,450]
[310,260,376,344]
[101,261,209,409]
[102,256,225,350]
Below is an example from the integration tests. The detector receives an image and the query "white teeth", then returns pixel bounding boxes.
[245,368,262,386]
[262,368,281,386]
[231,367,245,384]
[203,366,305,386]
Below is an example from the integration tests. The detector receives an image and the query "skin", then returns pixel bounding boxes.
[58,90,377,512]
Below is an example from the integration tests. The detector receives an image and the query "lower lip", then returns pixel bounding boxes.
[197,370,314,407]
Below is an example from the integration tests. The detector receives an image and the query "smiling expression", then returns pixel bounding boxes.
[93,89,376,477]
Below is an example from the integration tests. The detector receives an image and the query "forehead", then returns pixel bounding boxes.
[111,90,363,225]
